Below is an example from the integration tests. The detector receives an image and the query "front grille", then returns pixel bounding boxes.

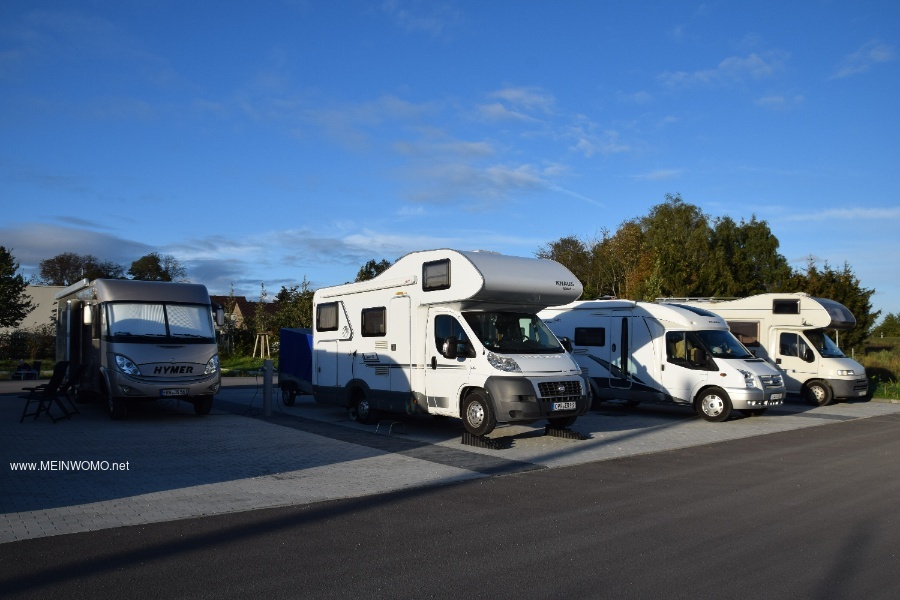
[854,379,869,391]
[537,380,582,398]
[759,374,783,388]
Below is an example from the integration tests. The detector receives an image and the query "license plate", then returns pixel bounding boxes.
[552,401,576,411]
[771,393,783,400]
[161,389,188,397]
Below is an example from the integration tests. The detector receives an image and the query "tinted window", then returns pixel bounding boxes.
[423,259,450,291]
[316,302,339,332]
[574,327,605,347]
[361,307,386,337]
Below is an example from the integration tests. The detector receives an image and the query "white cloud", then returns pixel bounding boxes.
[830,40,896,79]
[659,51,786,88]
[780,206,900,222]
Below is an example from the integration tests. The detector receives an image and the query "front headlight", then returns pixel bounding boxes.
[738,369,757,389]
[487,352,521,373]
[205,354,220,375]
[114,354,141,376]
[837,369,855,376]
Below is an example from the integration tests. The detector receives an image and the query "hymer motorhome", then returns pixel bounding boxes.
[540,300,786,422]
[55,279,224,419]
[661,293,868,405]
[310,249,591,436]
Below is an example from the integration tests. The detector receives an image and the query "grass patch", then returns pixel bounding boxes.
[220,356,279,376]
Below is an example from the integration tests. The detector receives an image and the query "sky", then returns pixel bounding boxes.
[2,1,899,320]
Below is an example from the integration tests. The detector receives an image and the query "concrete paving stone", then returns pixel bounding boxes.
[2,377,899,543]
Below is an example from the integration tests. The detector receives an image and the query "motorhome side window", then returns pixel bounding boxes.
[575,327,605,347]
[727,321,759,346]
[422,259,450,291]
[361,307,386,337]
[434,314,474,357]
[773,299,800,314]
[316,302,339,332]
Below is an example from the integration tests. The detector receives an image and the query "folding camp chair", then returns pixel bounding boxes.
[20,361,72,423]
[56,363,87,416]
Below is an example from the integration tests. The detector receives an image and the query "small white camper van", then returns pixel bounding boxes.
[661,293,868,405]
[539,300,786,422]
[55,279,223,419]
[311,249,590,436]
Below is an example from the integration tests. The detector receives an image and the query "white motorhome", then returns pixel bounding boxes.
[311,249,590,436]
[539,300,786,422]
[55,279,224,419]
[660,293,868,406]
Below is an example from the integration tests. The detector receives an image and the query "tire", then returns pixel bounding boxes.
[739,408,768,417]
[282,387,297,407]
[462,390,497,436]
[349,393,377,425]
[695,387,732,422]
[107,391,127,420]
[193,395,213,415]
[804,381,833,406]
[547,416,577,429]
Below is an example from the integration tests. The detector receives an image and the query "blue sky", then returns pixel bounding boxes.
[2,1,899,320]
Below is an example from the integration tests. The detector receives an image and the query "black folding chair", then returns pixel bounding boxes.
[56,363,87,416]
[20,361,72,423]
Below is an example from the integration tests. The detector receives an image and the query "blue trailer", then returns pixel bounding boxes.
[278,327,313,405]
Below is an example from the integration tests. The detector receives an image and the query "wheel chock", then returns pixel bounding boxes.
[544,426,590,440]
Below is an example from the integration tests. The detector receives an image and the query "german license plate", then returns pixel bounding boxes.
[552,401,576,411]
[161,389,188,397]
[771,393,783,400]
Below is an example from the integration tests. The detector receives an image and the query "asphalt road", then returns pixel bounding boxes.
[3,410,900,599]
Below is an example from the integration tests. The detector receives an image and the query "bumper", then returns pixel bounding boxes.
[106,370,221,398]
[485,376,590,423]
[727,386,786,410]
[830,378,869,399]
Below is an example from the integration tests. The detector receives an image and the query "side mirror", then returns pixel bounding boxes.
[216,307,225,327]
[82,304,93,326]
[442,336,458,359]
[559,336,573,353]
[803,348,815,363]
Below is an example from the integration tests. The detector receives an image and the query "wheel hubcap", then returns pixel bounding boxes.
[467,402,484,428]
[702,395,724,417]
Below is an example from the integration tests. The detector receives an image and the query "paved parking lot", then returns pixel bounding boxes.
[3,375,899,544]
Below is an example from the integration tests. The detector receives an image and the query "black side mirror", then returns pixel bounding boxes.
[442,336,458,359]
[559,337,573,352]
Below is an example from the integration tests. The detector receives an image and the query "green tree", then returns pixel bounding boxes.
[706,216,792,297]
[872,313,900,338]
[784,259,878,353]
[39,252,124,285]
[355,259,392,282]
[536,236,594,296]
[271,277,315,332]
[128,252,186,281]
[0,247,35,328]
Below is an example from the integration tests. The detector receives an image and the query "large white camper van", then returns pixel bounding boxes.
[55,279,224,419]
[311,249,590,436]
[539,300,786,422]
[661,293,868,405]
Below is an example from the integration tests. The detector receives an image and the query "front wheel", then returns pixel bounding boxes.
[282,386,297,407]
[462,390,497,436]
[695,387,732,422]
[804,381,833,407]
[107,391,127,420]
[349,394,377,424]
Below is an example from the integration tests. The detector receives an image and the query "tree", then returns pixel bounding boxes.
[271,277,315,332]
[872,313,900,338]
[784,259,878,353]
[0,246,35,328]
[128,252,187,281]
[38,252,124,286]
[355,259,392,282]
[706,216,792,297]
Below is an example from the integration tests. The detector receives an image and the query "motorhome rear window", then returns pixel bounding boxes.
[423,259,450,291]
[773,299,800,314]
[727,321,760,346]
[361,307,386,337]
[574,327,605,347]
[316,302,339,332]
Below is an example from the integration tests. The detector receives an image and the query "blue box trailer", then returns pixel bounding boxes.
[278,327,313,405]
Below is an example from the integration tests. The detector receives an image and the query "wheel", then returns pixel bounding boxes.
[193,395,213,415]
[739,408,768,417]
[804,381,833,406]
[695,387,732,422]
[107,391,127,420]
[462,390,497,436]
[282,386,297,407]
[547,416,577,428]
[349,393,377,424]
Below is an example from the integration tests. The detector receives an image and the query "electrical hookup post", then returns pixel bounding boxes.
[263,359,274,417]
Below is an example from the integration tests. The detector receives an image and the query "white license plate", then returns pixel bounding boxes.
[771,393,783,400]
[161,389,188,397]
[552,401,576,411]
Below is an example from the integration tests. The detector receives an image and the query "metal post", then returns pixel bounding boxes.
[263,359,273,417]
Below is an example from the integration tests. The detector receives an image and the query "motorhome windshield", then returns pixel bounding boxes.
[693,329,754,359]
[463,311,564,354]
[106,302,215,341]
[804,329,846,358]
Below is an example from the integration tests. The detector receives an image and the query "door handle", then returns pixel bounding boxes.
[431,356,437,370]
